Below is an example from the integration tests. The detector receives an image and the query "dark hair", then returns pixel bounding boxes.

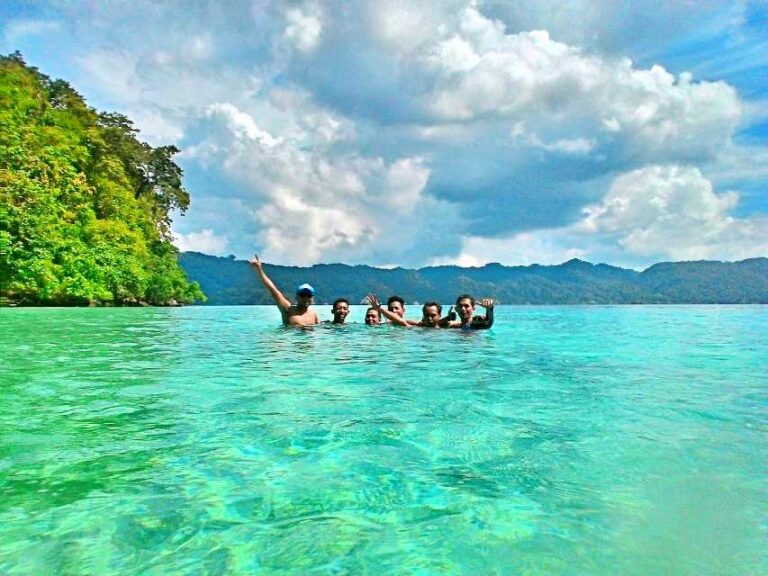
[387,295,405,307]
[332,298,349,309]
[455,294,475,306]
[422,301,442,314]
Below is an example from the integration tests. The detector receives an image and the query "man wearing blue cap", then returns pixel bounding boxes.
[249,254,319,326]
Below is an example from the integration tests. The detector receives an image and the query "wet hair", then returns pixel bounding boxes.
[365,307,381,323]
[422,301,442,315]
[455,294,475,307]
[387,295,405,308]
[332,298,349,309]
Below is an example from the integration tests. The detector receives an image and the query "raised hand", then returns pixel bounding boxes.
[367,293,381,310]
[478,298,494,309]
[249,253,263,270]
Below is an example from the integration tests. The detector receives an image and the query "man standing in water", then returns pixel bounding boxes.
[249,254,319,326]
[448,294,494,330]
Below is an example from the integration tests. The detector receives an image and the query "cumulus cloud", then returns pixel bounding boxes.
[286,1,750,245]
[417,9,742,163]
[578,165,768,261]
[511,123,595,155]
[283,2,323,53]
[8,0,765,266]
[431,232,588,267]
[439,164,767,268]
[173,228,229,255]
[186,102,458,265]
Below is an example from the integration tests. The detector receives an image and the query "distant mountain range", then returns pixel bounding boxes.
[179,252,768,305]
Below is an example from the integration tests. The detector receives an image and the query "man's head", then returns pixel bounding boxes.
[296,283,315,307]
[455,294,475,323]
[387,295,406,317]
[365,307,381,325]
[331,298,349,324]
[421,302,442,327]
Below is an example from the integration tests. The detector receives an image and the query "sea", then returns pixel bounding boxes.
[1,305,766,575]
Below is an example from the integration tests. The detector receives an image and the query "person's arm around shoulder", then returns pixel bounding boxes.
[367,293,410,327]
[249,254,292,312]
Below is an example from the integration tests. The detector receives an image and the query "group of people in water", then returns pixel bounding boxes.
[250,254,494,330]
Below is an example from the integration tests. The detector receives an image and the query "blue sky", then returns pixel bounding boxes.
[2,1,766,268]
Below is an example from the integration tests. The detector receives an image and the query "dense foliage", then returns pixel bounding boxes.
[180,252,768,305]
[0,53,204,305]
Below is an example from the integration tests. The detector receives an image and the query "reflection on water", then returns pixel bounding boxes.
[1,305,766,575]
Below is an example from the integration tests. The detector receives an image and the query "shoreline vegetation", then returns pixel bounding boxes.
[1,52,204,307]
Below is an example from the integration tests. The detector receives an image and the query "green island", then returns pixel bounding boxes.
[0,52,204,306]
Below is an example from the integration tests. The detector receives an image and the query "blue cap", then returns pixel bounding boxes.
[296,283,315,296]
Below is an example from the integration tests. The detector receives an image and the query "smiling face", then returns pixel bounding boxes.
[332,300,349,323]
[365,308,380,325]
[456,297,475,323]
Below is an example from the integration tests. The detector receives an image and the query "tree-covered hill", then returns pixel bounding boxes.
[179,252,768,305]
[0,53,203,305]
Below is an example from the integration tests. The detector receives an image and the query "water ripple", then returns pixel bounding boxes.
[1,305,766,574]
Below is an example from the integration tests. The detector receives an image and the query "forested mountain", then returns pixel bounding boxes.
[180,252,768,305]
[0,53,203,305]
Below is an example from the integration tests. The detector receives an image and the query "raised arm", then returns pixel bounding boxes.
[438,305,457,328]
[367,293,410,327]
[249,254,292,312]
[475,298,495,329]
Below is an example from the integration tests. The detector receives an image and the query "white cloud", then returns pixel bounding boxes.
[15,0,764,267]
[205,102,280,146]
[370,1,454,54]
[578,165,768,261]
[283,3,323,53]
[418,8,742,162]
[187,103,454,265]
[511,123,595,154]
[76,50,187,144]
[267,87,356,145]
[173,228,229,255]
[429,164,767,268]
[381,158,430,211]
[430,232,588,267]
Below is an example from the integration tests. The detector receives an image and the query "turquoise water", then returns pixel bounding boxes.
[1,305,766,575]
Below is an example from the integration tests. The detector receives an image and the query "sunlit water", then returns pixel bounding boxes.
[1,306,766,575]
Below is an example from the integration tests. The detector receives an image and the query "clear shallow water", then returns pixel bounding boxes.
[1,305,766,575]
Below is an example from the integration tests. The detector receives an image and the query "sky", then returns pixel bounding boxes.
[2,0,767,268]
